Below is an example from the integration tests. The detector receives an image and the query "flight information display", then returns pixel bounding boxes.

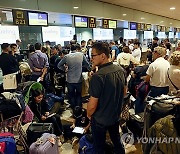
[109,20,117,29]
[144,31,153,39]
[0,25,20,44]
[93,28,113,40]
[74,16,88,28]
[28,11,48,26]
[124,29,137,39]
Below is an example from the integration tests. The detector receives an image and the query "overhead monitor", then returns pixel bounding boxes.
[144,31,153,39]
[60,27,75,41]
[117,20,128,28]
[93,28,113,40]
[169,32,174,38]
[28,11,48,26]
[42,26,60,43]
[0,25,20,44]
[157,32,166,38]
[42,26,75,44]
[123,29,137,39]
[130,22,137,30]
[74,16,88,28]
[108,20,117,29]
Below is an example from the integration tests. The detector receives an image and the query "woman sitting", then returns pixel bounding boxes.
[29,88,64,146]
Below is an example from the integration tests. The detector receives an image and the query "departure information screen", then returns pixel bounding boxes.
[109,20,117,29]
[28,12,48,26]
[74,16,88,28]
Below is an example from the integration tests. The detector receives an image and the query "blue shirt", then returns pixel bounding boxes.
[58,51,90,83]
[111,45,120,58]
[28,50,49,76]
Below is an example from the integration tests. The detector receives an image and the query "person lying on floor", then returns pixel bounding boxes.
[29,88,64,146]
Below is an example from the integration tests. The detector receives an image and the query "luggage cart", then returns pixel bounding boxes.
[0,112,28,153]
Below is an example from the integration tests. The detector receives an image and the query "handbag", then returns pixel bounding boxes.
[3,73,17,90]
[120,93,131,122]
[22,105,34,124]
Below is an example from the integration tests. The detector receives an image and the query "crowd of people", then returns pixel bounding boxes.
[0,36,180,153]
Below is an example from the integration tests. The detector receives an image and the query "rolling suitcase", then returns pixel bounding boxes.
[29,133,58,154]
[27,123,54,146]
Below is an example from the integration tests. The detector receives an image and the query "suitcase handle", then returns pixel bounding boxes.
[35,135,56,145]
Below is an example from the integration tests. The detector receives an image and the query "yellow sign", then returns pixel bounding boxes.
[12,9,28,26]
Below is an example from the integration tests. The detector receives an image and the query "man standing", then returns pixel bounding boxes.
[132,42,141,62]
[28,43,49,82]
[110,41,120,62]
[145,46,170,97]
[16,39,22,54]
[0,43,20,86]
[10,43,22,63]
[87,42,126,154]
[58,44,90,109]
[147,37,159,62]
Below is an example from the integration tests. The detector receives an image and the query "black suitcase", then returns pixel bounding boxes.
[26,123,54,146]
[126,112,144,138]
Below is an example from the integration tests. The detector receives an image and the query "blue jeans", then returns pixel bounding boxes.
[149,86,169,98]
[91,118,125,154]
[67,82,82,108]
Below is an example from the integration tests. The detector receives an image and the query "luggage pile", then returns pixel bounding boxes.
[121,93,180,154]
[0,81,64,154]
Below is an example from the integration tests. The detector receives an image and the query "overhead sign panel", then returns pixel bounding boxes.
[12,9,28,26]
[74,16,88,28]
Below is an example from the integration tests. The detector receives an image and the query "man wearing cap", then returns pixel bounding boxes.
[145,46,170,97]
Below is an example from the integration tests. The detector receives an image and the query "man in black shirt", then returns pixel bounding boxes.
[0,43,19,76]
[0,43,21,87]
[87,42,126,154]
[147,37,159,62]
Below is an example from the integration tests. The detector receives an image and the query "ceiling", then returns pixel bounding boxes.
[97,0,180,21]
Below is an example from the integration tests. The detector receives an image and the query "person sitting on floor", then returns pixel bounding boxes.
[29,88,64,146]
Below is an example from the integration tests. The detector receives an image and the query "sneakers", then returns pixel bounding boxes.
[72,136,79,147]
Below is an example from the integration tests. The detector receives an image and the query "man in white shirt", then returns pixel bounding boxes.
[145,46,170,97]
[132,42,141,62]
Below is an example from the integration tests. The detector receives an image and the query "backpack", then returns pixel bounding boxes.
[0,95,22,120]
[79,134,115,154]
[136,81,150,99]
[0,133,17,154]
[45,93,63,110]
[79,134,95,154]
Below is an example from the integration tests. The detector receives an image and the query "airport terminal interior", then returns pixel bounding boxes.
[0,0,180,153]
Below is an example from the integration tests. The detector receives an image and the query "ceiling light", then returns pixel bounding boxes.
[122,14,127,16]
[170,7,175,10]
[160,21,164,23]
[141,17,145,20]
[73,6,79,9]
[170,23,172,25]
